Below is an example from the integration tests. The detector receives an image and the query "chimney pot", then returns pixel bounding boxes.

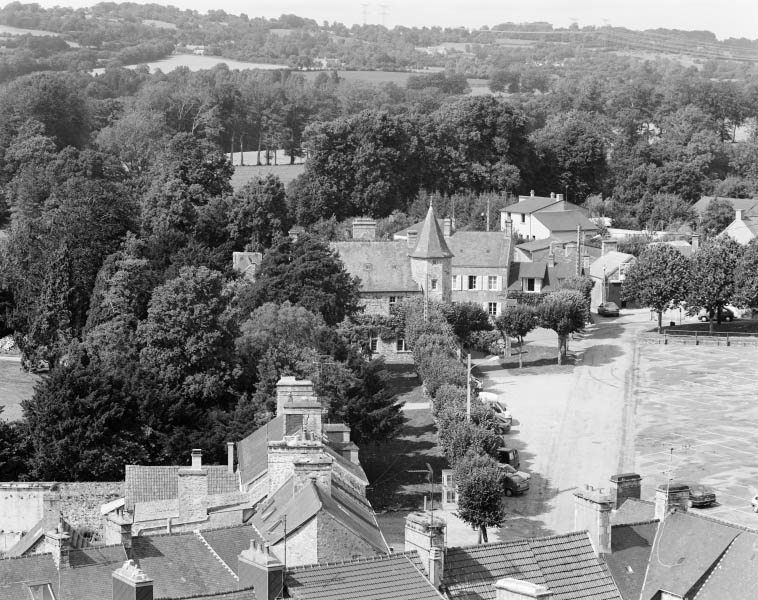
[352,217,377,240]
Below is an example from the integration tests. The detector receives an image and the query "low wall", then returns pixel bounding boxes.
[639,332,758,347]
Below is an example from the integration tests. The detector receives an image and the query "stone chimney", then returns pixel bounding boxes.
[556,194,564,202]
[736,208,743,221]
[655,482,689,520]
[609,473,641,510]
[104,512,133,550]
[267,437,324,495]
[601,240,618,256]
[407,229,418,249]
[112,559,153,600]
[178,449,207,521]
[495,579,552,600]
[340,442,360,464]
[292,454,333,496]
[691,233,700,252]
[405,512,446,586]
[276,377,322,440]
[238,540,285,600]
[503,217,513,239]
[227,441,235,474]
[442,218,453,237]
[45,527,70,569]
[352,218,377,240]
[573,485,612,556]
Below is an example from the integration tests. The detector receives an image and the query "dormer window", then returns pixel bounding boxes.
[27,583,56,600]
[430,279,438,290]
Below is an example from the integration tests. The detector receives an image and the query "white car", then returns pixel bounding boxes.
[752,494,758,513]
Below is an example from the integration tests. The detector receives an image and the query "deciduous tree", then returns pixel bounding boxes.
[454,451,506,543]
[537,289,587,364]
[495,305,536,367]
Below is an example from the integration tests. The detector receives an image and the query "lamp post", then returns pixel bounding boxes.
[465,353,474,422]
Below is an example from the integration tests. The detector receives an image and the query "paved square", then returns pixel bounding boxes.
[634,344,758,527]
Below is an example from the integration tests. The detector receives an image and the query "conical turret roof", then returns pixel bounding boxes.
[410,206,453,259]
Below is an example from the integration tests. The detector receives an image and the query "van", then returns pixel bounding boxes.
[496,447,520,470]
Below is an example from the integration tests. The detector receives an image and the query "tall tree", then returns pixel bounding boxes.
[227,174,290,251]
[495,305,536,367]
[537,289,587,364]
[734,239,758,310]
[454,451,506,544]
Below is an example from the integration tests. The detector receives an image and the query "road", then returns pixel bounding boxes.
[477,310,652,539]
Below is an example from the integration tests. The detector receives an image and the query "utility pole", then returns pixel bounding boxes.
[575,225,582,276]
[486,196,491,232]
[466,353,471,422]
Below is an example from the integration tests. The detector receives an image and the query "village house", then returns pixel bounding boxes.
[500,192,599,241]
[588,241,637,309]
[722,207,758,244]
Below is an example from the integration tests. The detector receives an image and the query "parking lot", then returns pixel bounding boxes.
[634,343,758,527]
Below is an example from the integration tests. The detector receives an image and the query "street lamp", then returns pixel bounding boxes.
[465,353,474,422]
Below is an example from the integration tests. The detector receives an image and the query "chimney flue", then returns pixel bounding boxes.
[112,559,154,600]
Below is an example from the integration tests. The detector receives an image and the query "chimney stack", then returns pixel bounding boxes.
[238,540,285,600]
[45,527,70,569]
[113,559,154,600]
[292,455,333,496]
[407,229,418,249]
[178,449,207,520]
[556,194,564,202]
[442,218,453,237]
[530,190,535,197]
[601,239,618,256]
[227,442,235,474]
[691,233,700,252]
[655,482,689,520]
[352,218,377,240]
[736,209,743,221]
[503,217,513,240]
[495,579,552,600]
[573,485,612,556]
[104,512,133,550]
[405,512,446,584]
[609,473,641,510]
[276,377,322,439]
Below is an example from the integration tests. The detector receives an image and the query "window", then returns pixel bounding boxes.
[468,275,477,290]
[525,278,535,292]
[488,302,498,317]
[488,275,498,291]
[396,338,408,352]
[452,275,459,290]
[521,214,526,223]
[430,278,438,290]
[389,296,397,313]
[369,337,378,352]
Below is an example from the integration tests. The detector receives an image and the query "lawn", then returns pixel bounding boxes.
[495,342,579,374]
[0,357,38,421]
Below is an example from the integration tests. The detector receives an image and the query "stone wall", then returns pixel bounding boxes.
[317,510,384,562]
[272,517,317,566]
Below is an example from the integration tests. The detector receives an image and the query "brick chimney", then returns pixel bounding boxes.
[442,218,453,237]
[44,527,70,569]
[276,377,322,440]
[691,233,700,252]
[655,482,689,520]
[238,540,285,600]
[104,512,133,550]
[601,240,618,256]
[352,218,377,240]
[112,559,153,600]
[292,454,333,496]
[405,512,446,587]
[573,485,612,556]
[609,473,641,510]
[407,229,418,249]
[227,441,235,473]
[494,579,552,600]
[178,449,207,521]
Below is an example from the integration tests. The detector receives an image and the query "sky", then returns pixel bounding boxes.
[29,0,758,40]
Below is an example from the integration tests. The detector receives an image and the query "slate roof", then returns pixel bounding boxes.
[410,206,453,259]
[125,465,238,509]
[286,550,444,600]
[331,240,420,293]
[443,531,622,600]
[323,444,369,485]
[198,524,262,576]
[611,499,655,526]
[589,251,635,280]
[694,532,758,600]
[237,414,285,488]
[445,231,511,268]
[0,553,57,599]
[692,195,758,215]
[533,210,599,234]
[639,511,739,600]
[502,196,559,214]
[510,261,547,280]
[605,521,658,600]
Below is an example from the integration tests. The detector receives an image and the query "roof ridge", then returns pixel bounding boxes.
[194,529,239,582]
[154,585,257,600]
[448,529,593,553]
[287,550,418,572]
[611,518,660,528]
[691,534,742,600]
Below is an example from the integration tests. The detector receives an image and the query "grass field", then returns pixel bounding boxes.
[0,357,38,421]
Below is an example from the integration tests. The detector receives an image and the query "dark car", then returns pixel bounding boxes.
[684,483,717,508]
[597,302,620,317]
[499,466,529,496]
[698,307,735,322]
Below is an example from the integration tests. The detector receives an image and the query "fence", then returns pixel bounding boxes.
[640,330,758,347]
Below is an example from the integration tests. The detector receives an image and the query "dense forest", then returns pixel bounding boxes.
[1,2,758,480]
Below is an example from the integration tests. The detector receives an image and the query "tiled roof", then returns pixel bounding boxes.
[230,164,305,191]
[132,530,240,599]
[237,414,284,488]
[332,240,420,293]
[692,195,758,215]
[125,465,238,509]
[502,197,559,214]
[443,531,622,600]
[533,210,598,234]
[200,525,262,576]
[605,521,658,600]
[694,532,758,600]
[589,251,635,280]
[286,551,444,600]
[410,206,453,259]
[639,511,739,600]
[167,590,256,600]
[446,231,511,268]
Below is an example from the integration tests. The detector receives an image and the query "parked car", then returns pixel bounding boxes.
[499,466,529,496]
[751,494,758,512]
[684,483,717,508]
[499,462,531,483]
[484,400,512,434]
[495,447,520,470]
[597,302,620,317]
[698,307,735,322]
